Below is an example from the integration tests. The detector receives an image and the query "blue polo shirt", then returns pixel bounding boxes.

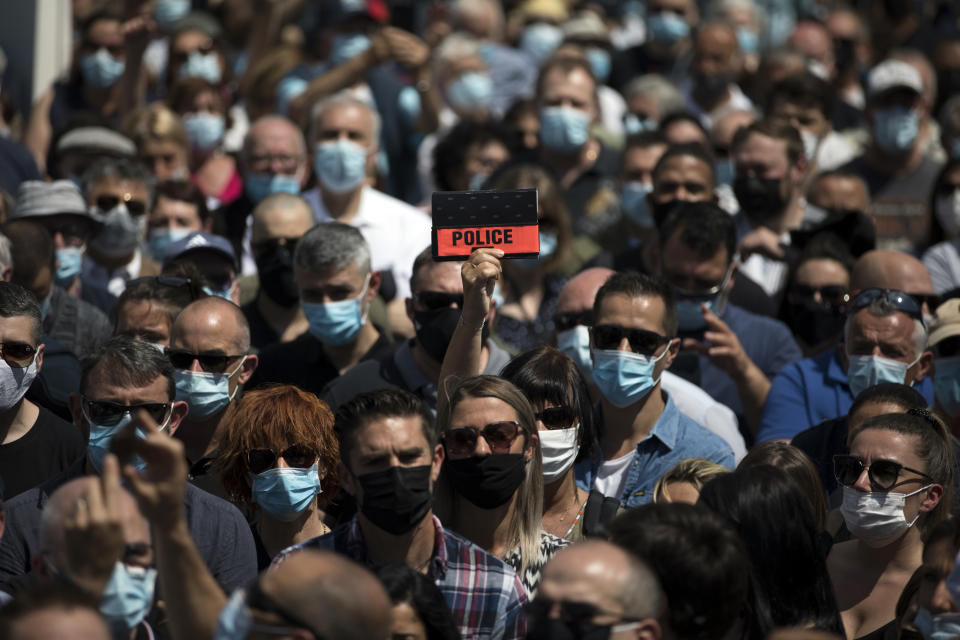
[575,392,735,507]
[756,348,936,443]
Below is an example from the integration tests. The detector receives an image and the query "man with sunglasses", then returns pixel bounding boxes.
[274,389,528,640]
[852,249,939,317]
[0,336,257,597]
[0,282,83,500]
[758,288,936,444]
[323,247,510,413]
[168,297,258,481]
[526,540,664,640]
[573,271,734,508]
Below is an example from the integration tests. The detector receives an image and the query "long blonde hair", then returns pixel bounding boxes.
[435,375,543,576]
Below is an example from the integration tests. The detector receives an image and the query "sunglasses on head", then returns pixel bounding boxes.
[83,399,170,427]
[166,349,245,374]
[554,310,593,332]
[248,444,318,475]
[788,284,850,307]
[535,406,576,430]
[833,454,933,491]
[127,276,205,301]
[0,342,37,368]
[850,289,923,322]
[95,195,147,217]
[592,325,670,356]
[413,291,464,311]
[443,421,522,457]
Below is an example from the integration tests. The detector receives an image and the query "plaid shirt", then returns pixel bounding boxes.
[272,515,527,640]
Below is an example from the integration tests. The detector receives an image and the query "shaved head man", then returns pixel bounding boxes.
[851,250,937,314]
[169,297,258,467]
[689,22,748,127]
[528,540,663,639]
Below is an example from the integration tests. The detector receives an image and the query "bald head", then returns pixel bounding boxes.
[251,193,315,245]
[263,551,391,640]
[557,268,615,315]
[711,110,757,150]
[244,116,306,158]
[539,540,663,623]
[851,250,934,296]
[172,296,251,353]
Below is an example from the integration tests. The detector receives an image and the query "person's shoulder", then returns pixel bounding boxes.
[363,187,430,222]
[32,405,81,440]
[183,482,247,520]
[257,332,316,360]
[2,486,42,513]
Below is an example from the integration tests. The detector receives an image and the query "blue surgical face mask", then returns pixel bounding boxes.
[736,27,760,54]
[584,47,611,84]
[331,33,372,65]
[154,0,190,29]
[846,353,919,399]
[621,181,654,227]
[174,356,246,419]
[914,607,960,640]
[302,275,369,346]
[540,106,591,153]
[183,112,226,151]
[623,113,657,135]
[646,11,690,45]
[86,411,168,473]
[873,106,920,154]
[314,139,368,194]
[179,51,223,84]
[147,227,192,260]
[592,347,669,408]
[275,76,309,115]
[80,49,125,89]
[245,172,300,204]
[557,325,593,383]
[468,172,488,190]
[251,462,322,521]
[715,158,735,187]
[934,356,960,417]
[446,71,494,112]
[520,23,563,64]
[214,588,253,640]
[100,562,157,635]
[513,230,558,270]
[55,246,84,286]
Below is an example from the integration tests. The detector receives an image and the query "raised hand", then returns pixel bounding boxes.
[120,410,188,532]
[461,248,504,328]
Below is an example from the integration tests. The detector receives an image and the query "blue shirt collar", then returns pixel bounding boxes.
[646,391,680,450]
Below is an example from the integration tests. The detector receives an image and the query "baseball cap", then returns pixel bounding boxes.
[562,11,609,43]
[929,298,960,348]
[164,231,237,270]
[55,127,136,158]
[12,180,89,218]
[867,60,923,99]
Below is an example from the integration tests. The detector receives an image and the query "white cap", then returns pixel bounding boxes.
[867,60,923,99]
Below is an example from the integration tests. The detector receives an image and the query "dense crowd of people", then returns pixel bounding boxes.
[3,0,960,638]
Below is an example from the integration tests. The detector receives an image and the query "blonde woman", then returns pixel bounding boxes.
[123,103,190,181]
[653,458,731,504]
[435,375,567,597]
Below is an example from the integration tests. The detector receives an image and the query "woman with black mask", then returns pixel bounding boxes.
[434,375,568,598]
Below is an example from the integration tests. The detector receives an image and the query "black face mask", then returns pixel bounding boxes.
[413,308,490,363]
[693,72,732,104]
[733,176,788,226]
[356,465,433,535]
[788,299,845,348]
[445,453,526,509]
[255,245,299,307]
[651,198,682,230]
[526,617,621,640]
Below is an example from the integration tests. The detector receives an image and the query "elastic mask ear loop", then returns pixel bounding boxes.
[226,356,248,403]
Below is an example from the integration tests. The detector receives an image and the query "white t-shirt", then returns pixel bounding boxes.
[593,451,635,500]
[303,186,432,299]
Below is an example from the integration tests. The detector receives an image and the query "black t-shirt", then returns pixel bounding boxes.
[241,300,280,352]
[0,405,83,500]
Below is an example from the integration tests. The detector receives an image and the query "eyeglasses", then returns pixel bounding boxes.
[248,444,318,475]
[668,259,737,299]
[833,454,933,491]
[535,406,576,430]
[247,154,303,173]
[906,292,940,310]
[166,349,246,374]
[554,310,593,332]
[591,324,670,356]
[95,194,148,216]
[525,597,642,628]
[0,342,37,368]
[82,398,171,427]
[413,291,464,311]
[170,42,216,64]
[36,218,94,246]
[850,289,923,322]
[444,421,522,456]
[788,284,850,307]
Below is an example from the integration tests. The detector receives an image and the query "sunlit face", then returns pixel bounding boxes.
[847,429,932,527]
[445,396,533,460]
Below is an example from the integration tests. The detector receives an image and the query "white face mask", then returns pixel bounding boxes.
[0,353,38,410]
[840,484,931,547]
[539,425,580,483]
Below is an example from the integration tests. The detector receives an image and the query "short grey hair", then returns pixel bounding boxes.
[451,0,504,38]
[294,223,371,276]
[309,93,382,148]
[81,158,155,210]
[0,231,12,272]
[433,33,482,80]
[623,75,685,118]
[80,335,176,400]
[844,297,927,359]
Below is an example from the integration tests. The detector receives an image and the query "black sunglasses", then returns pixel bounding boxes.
[592,324,670,356]
[82,398,170,427]
[788,284,850,308]
[554,310,593,332]
[166,349,245,374]
[0,342,37,368]
[126,276,206,301]
[252,237,299,257]
[833,454,933,491]
[535,406,576,430]
[95,194,147,217]
[525,597,642,627]
[248,444,318,475]
[850,289,923,322]
[444,421,522,457]
[414,291,464,311]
